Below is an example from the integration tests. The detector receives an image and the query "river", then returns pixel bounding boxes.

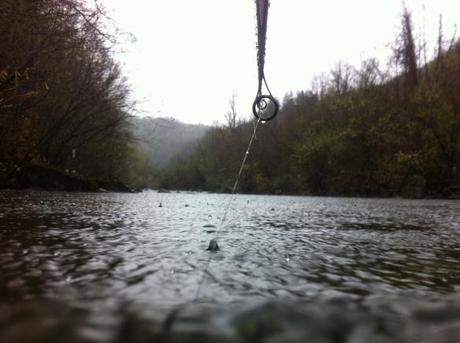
[1,190,460,342]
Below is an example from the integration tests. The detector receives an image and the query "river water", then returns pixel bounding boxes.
[1,190,460,342]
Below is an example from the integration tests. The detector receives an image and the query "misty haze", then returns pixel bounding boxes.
[1,1,460,342]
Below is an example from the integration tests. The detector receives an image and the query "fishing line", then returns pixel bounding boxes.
[192,0,278,302]
[194,117,261,301]
[159,1,278,334]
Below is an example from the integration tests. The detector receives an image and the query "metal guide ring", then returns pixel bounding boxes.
[252,94,279,122]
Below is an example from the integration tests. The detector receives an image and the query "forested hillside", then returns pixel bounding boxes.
[0,0,138,189]
[1,3,458,197]
[132,117,208,168]
[127,117,209,188]
[161,10,460,198]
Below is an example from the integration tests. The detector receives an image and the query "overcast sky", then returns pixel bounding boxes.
[102,0,460,125]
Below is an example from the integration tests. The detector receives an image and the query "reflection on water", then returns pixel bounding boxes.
[0,190,460,342]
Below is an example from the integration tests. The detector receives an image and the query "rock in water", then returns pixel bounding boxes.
[206,239,219,251]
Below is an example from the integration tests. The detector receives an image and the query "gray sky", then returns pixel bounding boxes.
[103,0,460,125]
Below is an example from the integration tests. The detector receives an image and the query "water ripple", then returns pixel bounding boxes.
[1,191,460,341]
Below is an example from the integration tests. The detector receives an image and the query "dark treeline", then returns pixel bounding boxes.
[0,0,139,188]
[1,4,459,196]
[161,10,460,198]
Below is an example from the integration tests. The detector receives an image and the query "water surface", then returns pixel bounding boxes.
[1,191,460,342]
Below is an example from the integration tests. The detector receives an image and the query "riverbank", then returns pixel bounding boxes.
[0,164,136,193]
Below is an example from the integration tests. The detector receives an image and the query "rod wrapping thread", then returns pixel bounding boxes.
[253,0,278,122]
[255,0,269,89]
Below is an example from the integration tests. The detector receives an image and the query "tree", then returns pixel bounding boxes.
[0,0,136,184]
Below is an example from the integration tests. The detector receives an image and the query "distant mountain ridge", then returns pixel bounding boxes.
[131,117,210,168]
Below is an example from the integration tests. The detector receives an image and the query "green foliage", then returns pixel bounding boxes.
[160,11,460,198]
[0,0,138,188]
